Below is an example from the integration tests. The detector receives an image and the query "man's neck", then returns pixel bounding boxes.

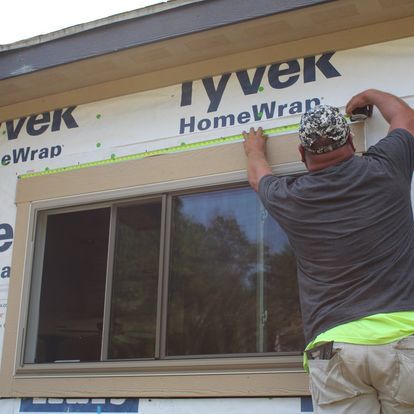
[306,144,355,172]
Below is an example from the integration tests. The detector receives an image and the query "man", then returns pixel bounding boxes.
[243,89,414,414]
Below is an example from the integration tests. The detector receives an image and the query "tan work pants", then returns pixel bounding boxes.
[308,335,414,413]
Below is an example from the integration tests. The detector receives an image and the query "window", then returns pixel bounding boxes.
[167,188,303,356]
[108,201,162,360]
[26,207,111,363]
[23,185,303,365]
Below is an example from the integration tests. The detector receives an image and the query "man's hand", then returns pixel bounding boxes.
[346,89,414,136]
[243,127,267,156]
[345,90,374,115]
[242,127,272,192]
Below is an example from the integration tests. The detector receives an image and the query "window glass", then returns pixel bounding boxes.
[33,208,110,363]
[108,202,162,359]
[25,185,303,365]
[167,187,303,356]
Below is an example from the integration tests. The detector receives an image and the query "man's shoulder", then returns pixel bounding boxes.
[367,128,414,152]
[364,128,414,163]
[258,173,299,198]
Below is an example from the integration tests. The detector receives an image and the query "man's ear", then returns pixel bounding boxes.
[298,145,306,163]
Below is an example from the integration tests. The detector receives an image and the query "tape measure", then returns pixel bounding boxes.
[18,117,357,179]
[17,122,302,179]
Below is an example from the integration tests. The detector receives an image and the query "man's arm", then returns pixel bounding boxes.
[242,127,272,192]
[346,89,414,136]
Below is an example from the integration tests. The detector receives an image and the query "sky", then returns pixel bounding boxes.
[0,0,166,45]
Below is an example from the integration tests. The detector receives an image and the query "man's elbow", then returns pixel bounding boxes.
[390,109,414,136]
[248,177,260,192]
[248,171,269,192]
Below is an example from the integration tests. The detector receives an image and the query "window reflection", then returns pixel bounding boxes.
[167,187,304,356]
[108,202,161,359]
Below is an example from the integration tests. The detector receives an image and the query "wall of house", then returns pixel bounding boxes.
[0,35,413,413]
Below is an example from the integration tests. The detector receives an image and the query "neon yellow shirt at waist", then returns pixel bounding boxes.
[303,311,414,372]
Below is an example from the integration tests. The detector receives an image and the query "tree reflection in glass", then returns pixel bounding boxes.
[167,187,304,356]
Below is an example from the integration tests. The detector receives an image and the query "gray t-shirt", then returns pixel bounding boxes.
[258,128,414,343]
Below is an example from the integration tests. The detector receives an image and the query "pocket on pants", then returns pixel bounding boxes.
[308,350,359,406]
[394,335,414,405]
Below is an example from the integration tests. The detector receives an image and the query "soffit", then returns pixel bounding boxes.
[1,0,414,121]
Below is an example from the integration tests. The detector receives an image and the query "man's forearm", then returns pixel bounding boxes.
[365,90,412,124]
[242,127,272,191]
[246,151,272,192]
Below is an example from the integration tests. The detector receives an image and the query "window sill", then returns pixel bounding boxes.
[1,355,311,398]
[16,354,304,377]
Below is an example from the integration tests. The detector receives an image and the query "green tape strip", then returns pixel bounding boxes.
[17,122,300,179]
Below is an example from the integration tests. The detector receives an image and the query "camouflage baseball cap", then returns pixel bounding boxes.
[299,105,350,154]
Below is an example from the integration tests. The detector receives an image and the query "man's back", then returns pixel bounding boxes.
[259,128,414,343]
